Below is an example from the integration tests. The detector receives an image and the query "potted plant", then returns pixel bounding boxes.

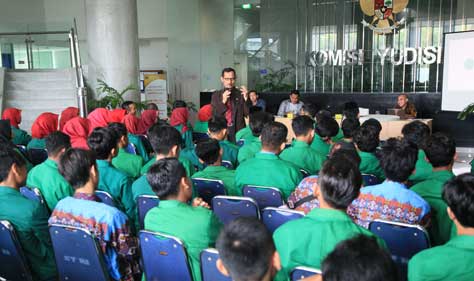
[458,103,474,120]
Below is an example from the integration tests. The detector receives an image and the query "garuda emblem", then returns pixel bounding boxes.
[360,0,409,34]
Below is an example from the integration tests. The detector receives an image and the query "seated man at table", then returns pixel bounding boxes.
[408,173,474,281]
[395,93,417,119]
[236,122,303,199]
[237,111,274,163]
[277,90,304,117]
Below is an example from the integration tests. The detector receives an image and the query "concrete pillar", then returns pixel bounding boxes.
[85,0,140,102]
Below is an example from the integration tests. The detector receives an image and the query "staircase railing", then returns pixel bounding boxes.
[69,19,87,117]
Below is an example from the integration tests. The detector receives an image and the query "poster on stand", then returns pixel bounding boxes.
[140,70,168,119]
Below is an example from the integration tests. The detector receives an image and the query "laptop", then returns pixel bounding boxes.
[387,108,408,119]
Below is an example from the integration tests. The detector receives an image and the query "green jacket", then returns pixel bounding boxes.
[280,140,325,175]
[140,156,195,177]
[12,127,32,146]
[0,186,57,281]
[310,135,331,157]
[15,147,33,172]
[193,121,208,134]
[27,159,74,211]
[332,128,344,142]
[181,140,240,171]
[112,148,144,179]
[408,150,434,183]
[174,124,194,150]
[236,126,253,142]
[411,170,455,246]
[180,147,205,171]
[144,200,222,281]
[358,151,386,181]
[27,138,46,150]
[128,133,150,162]
[235,152,303,199]
[237,136,261,163]
[408,235,474,281]
[273,208,385,281]
[192,166,238,196]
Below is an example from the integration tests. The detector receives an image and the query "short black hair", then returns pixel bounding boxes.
[173,100,187,109]
[442,173,474,228]
[0,146,26,182]
[290,89,300,96]
[425,132,456,168]
[300,103,319,118]
[292,115,315,137]
[260,122,287,151]
[208,116,228,133]
[216,217,275,281]
[221,67,236,77]
[353,125,379,153]
[379,138,418,182]
[0,120,11,140]
[341,118,360,139]
[147,158,186,198]
[318,154,362,209]
[362,118,382,135]
[315,110,332,122]
[87,127,120,160]
[121,101,135,110]
[45,131,71,157]
[108,122,128,138]
[195,138,220,165]
[322,235,399,281]
[315,117,339,139]
[402,121,430,150]
[343,101,360,119]
[147,124,183,155]
[146,103,159,111]
[58,148,96,190]
[329,141,362,167]
[249,111,274,137]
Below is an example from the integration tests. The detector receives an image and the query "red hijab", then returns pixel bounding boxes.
[31,112,59,139]
[197,104,212,122]
[170,107,189,133]
[59,107,79,131]
[138,110,158,134]
[63,117,90,149]
[109,109,127,123]
[2,108,22,128]
[122,114,141,135]
[87,108,110,130]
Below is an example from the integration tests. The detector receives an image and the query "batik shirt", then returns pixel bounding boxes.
[287,176,320,214]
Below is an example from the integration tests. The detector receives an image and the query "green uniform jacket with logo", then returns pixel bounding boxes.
[112,148,144,179]
[192,166,238,196]
[280,140,325,175]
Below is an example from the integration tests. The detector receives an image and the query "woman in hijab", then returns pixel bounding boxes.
[109,108,127,123]
[194,104,212,134]
[87,108,110,131]
[170,104,193,150]
[62,117,90,150]
[122,114,150,162]
[2,107,32,145]
[59,107,79,131]
[138,109,158,134]
[28,112,59,149]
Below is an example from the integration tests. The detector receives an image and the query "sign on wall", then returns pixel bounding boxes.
[141,71,168,119]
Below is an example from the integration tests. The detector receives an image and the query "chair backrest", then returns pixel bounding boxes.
[261,207,304,233]
[200,248,232,281]
[369,219,430,278]
[236,139,245,147]
[193,132,209,143]
[95,191,116,208]
[19,187,45,205]
[139,134,154,154]
[362,174,380,186]
[212,196,260,225]
[192,178,227,206]
[49,224,110,281]
[137,195,160,230]
[16,145,28,158]
[242,185,284,210]
[221,160,234,169]
[140,230,193,281]
[124,143,137,155]
[300,169,311,178]
[290,266,322,281]
[27,148,48,165]
[0,220,34,281]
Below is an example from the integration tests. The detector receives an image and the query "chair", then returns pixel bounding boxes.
[20,186,45,205]
[0,220,34,281]
[95,191,116,208]
[262,207,304,233]
[27,148,48,165]
[192,178,227,206]
[362,174,380,186]
[193,132,209,143]
[140,230,193,281]
[300,168,311,178]
[290,266,322,281]
[200,248,232,281]
[212,196,260,225]
[221,160,234,169]
[242,185,284,210]
[124,143,137,155]
[369,220,430,278]
[236,139,245,147]
[16,145,28,158]
[49,224,110,281]
[137,195,160,230]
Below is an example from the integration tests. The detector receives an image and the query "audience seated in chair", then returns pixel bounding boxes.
[347,138,431,228]
[122,113,151,162]
[62,117,90,150]
[27,131,73,212]
[108,122,144,179]
[28,112,59,150]
[341,117,360,143]
[0,120,33,171]
[408,173,474,281]
[237,111,274,163]
[353,124,385,181]
[192,139,237,196]
[121,100,137,116]
[411,132,457,246]
[280,115,325,175]
[0,146,57,281]
[310,116,339,157]
[49,148,139,280]
[194,104,213,134]
[145,158,222,281]
[402,121,433,184]
[2,107,32,146]
[216,217,281,281]
[273,154,385,281]
[236,121,303,199]
[170,100,194,150]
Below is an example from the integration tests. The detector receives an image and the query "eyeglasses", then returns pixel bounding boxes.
[223,77,236,81]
